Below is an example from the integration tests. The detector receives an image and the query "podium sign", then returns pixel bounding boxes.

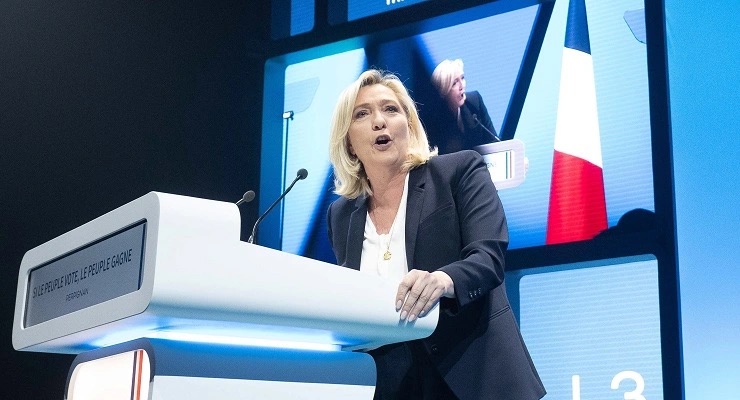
[25,222,146,327]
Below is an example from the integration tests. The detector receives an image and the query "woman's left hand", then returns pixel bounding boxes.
[396,270,455,322]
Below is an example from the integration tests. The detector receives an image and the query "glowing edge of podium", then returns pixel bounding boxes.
[12,191,438,399]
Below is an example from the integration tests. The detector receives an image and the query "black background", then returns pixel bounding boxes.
[0,1,269,398]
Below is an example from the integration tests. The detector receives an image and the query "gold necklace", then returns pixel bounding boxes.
[371,206,396,261]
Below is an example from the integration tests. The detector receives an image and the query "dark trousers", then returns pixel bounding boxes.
[369,341,459,400]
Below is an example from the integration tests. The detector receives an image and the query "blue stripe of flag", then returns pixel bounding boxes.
[564,0,591,54]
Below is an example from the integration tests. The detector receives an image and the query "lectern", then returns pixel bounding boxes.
[12,192,438,399]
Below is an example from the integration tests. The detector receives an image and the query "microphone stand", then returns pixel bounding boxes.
[248,169,307,244]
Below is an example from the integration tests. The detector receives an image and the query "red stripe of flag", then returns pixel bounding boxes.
[546,151,607,244]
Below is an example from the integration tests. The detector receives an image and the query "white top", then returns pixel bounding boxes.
[360,174,410,283]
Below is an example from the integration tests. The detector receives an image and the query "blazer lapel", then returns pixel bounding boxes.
[345,195,368,271]
[461,100,476,132]
[405,165,427,270]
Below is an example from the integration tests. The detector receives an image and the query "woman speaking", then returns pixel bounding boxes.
[327,69,544,400]
[426,59,499,154]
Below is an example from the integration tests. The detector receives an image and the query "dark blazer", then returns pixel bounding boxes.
[328,151,545,400]
[425,91,499,155]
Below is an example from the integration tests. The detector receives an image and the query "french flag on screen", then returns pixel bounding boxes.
[546,0,607,245]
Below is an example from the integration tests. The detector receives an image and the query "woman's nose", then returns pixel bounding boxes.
[372,114,386,130]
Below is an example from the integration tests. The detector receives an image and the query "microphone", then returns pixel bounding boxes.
[472,114,501,142]
[248,168,308,244]
[235,190,256,206]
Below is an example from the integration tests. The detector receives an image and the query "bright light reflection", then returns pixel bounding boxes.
[89,326,159,349]
[148,331,341,352]
[88,321,347,352]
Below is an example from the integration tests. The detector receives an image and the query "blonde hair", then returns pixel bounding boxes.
[329,70,437,199]
[431,59,465,98]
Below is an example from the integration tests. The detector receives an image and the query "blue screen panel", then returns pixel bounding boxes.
[507,255,664,399]
[327,0,432,24]
[347,0,430,22]
[272,0,315,39]
[280,50,367,255]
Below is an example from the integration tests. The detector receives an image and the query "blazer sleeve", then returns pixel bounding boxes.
[327,203,335,254]
[327,200,346,266]
[437,151,508,310]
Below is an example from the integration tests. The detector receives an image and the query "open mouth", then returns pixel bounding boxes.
[375,135,391,145]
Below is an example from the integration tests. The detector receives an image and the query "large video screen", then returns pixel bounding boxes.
[260,0,654,261]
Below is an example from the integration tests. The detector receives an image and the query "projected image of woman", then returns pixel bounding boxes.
[427,59,499,154]
[327,69,545,400]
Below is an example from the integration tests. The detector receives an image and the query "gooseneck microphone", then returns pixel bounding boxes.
[235,190,256,206]
[248,168,308,244]
[472,114,501,142]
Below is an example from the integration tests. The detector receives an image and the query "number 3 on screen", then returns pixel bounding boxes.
[571,371,646,400]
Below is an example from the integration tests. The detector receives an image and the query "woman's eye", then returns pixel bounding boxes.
[385,105,399,113]
[354,110,368,119]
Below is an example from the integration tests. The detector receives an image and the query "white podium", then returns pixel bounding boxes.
[12,192,438,399]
